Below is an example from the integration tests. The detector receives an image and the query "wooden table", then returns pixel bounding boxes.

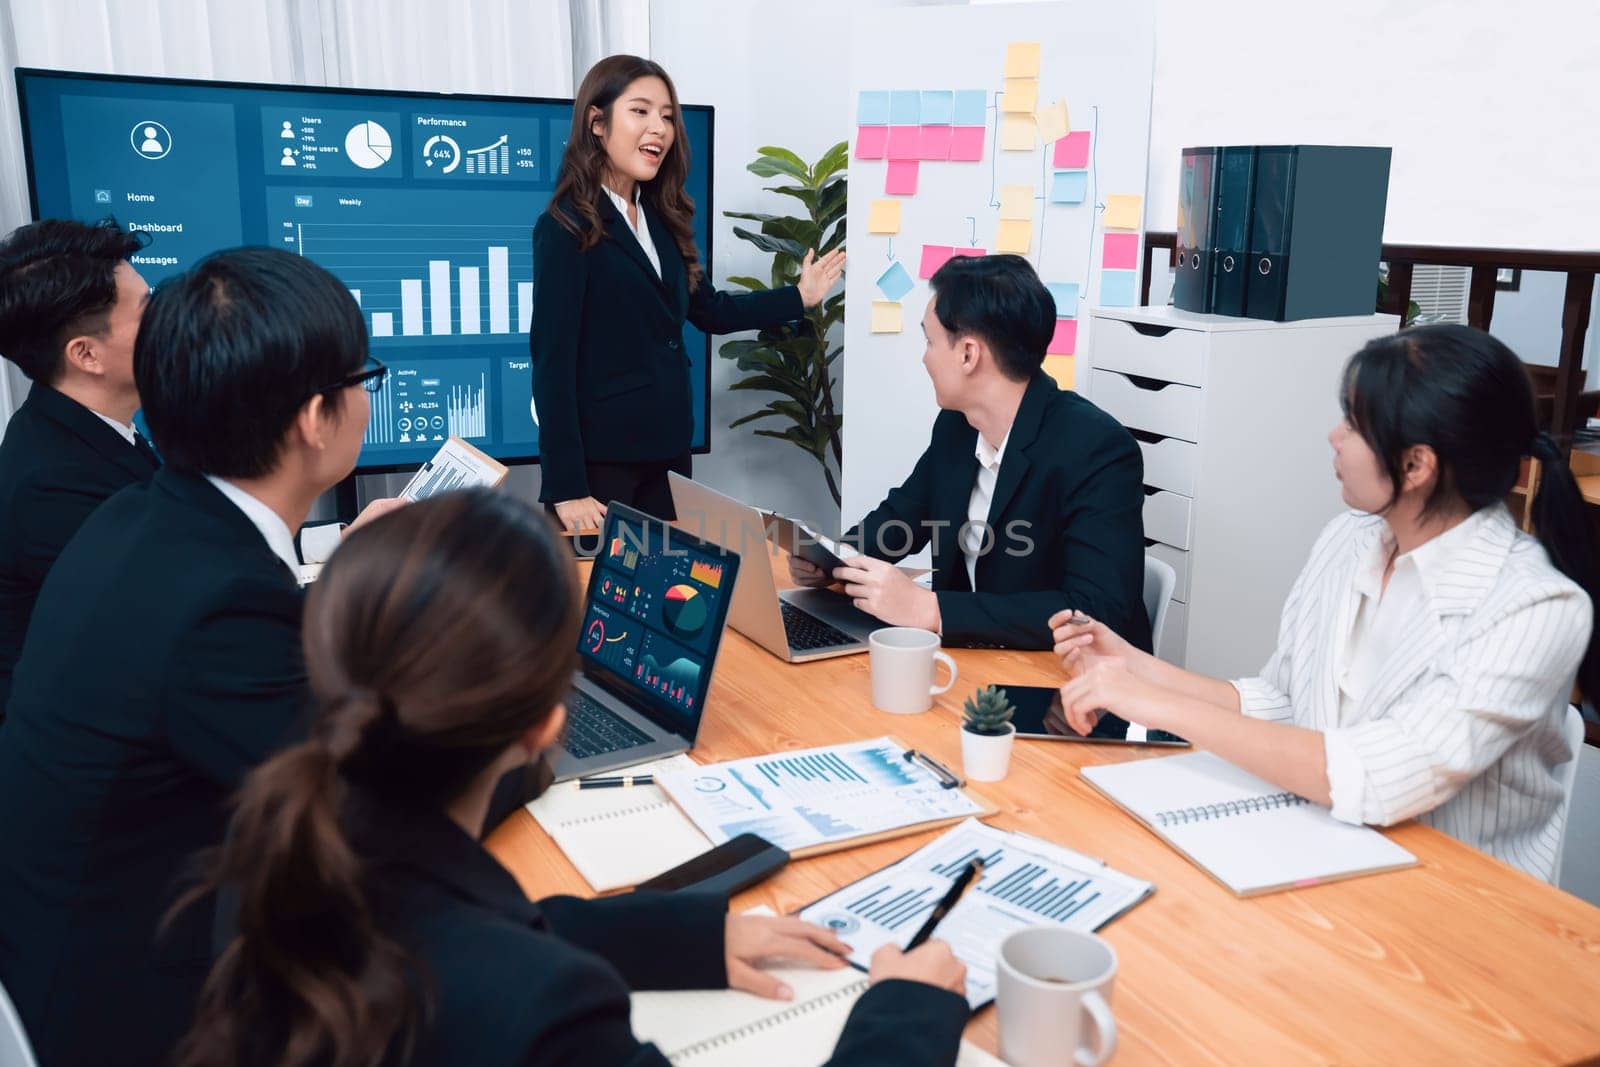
[488,553,1600,1065]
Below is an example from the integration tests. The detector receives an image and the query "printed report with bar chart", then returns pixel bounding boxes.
[15,69,716,473]
[655,737,994,855]
[799,819,1153,1008]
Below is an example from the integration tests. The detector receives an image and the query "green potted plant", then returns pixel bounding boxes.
[961,685,1016,782]
[719,142,847,507]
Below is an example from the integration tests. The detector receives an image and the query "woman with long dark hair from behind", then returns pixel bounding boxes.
[531,54,846,530]
[1050,324,1596,882]
[176,490,968,1067]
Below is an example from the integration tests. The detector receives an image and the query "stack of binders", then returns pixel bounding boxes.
[1172,145,1392,322]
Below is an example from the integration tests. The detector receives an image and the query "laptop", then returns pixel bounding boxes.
[668,473,881,663]
[552,501,742,782]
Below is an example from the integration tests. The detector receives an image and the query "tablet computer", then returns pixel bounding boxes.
[1004,685,1190,746]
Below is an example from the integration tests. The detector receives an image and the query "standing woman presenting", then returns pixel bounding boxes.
[532,55,844,529]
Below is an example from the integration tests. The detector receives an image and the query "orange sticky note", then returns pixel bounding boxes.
[999,185,1035,221]
[1043,354,1075,390]
[1005,42,1041,78]
[868,200,902,235]
[1000,114,1036,152]
[1000,78,1037,114]
[1035,100,1070,144]
[871,301,903,333]
[1103,194,1143,231]
[995,219,1032,255]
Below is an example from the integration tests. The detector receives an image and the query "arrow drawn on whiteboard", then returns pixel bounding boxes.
[1080,104,1102,306]
[965,216,978,246]
[886,238,895,260]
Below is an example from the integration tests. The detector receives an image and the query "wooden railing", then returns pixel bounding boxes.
[1139,233,1600,441]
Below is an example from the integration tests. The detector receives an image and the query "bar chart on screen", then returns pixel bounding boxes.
[365,360,491,447]
[268,186,535,344]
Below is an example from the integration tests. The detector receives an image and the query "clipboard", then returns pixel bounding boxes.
[654,736,998,860]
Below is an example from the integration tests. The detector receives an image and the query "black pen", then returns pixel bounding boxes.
[905,859,984,950]
[577,774,654,790]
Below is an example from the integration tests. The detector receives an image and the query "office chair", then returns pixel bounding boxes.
[1143,554,1177,657]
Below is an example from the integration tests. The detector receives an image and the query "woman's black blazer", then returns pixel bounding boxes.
[529,194,803,502]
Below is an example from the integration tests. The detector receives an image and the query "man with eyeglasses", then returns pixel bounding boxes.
[0,247,402,1067]
[0,221,393,719]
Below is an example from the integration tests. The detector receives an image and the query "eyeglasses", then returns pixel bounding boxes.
[324,355,388,395]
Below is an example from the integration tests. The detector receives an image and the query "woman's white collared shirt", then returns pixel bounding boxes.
[1233,504,1590,881]
[602,184,661,279]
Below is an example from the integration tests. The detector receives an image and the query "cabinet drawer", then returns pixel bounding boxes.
[1155,599,1188,666]
[1144,539,1191,603]
[1090,316,1207,386]
[1136,434,1197,497]
[1143,489,1193,550]
[1090,369,1203,443]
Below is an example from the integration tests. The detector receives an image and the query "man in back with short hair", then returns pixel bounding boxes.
[0,218,158,711]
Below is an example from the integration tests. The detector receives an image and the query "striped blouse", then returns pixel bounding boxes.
[1233,504,1591,881]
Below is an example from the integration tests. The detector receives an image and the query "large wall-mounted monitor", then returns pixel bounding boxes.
[15,69,715,474]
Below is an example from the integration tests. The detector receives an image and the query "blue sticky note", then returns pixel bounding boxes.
[920,90,954,125]
[953,90,988,126]
[1046,282,1080,318]
[1050,170,1088,204]
[889,90,921,125]
[857,91,890,126]
[1099,270,1138,307]
[876,260,915,303]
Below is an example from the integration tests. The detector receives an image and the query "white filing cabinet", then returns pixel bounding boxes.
[1086,306,1398,679]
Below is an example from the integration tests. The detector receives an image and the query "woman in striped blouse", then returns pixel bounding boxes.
[1051,324,1597,881]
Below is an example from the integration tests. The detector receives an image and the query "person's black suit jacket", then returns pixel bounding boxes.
[0,384,158,711]
[341,794,970,1066]
[850,371,1151,652]
[0,468,306,1067]
[530,195,805,503]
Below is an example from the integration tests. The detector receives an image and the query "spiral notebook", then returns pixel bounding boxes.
[1081,751,1418,896]
[630,964,1001,1066]
[524,754,713,892]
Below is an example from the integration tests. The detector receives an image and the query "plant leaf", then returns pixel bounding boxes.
[747,156,810,183]
[724,275,768,292]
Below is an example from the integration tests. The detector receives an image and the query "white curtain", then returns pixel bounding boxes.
[0,0,649,425]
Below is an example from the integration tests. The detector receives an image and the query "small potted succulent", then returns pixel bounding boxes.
[960,685,1016,782]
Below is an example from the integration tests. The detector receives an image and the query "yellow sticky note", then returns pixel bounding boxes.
[1000,78,1037,114]
[1005,42,1041,78]
[1036,100,1070,144]
[1043,354,1075,391]
[867,199,901,235]
[1103,194,1144,231]
[1000,114,1036,152]
[995,219,1032,255]
[871,300,903,333]
[999,185,1035,221]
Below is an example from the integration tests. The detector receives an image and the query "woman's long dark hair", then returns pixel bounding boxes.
[173,490,582,1067]
[547,54,702,291]
[1342,323,1600,698]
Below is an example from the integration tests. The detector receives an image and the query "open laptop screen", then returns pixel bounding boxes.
[576,503,741,739]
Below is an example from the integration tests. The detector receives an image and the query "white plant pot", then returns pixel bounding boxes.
[961,724,1016,782]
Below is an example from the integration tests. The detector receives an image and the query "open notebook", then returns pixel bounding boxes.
[631,963,1000,1066]
[524,754,712,892]
[1081,751,1418,896]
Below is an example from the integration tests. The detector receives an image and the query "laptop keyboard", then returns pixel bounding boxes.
[564,690,652,759]
[780,601,860,652]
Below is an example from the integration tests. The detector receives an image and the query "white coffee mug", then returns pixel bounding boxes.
[996,927,1118,1067]
[868,627,957,715]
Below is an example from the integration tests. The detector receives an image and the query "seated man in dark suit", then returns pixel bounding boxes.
[0,221,372,717]
[793,254,1149,651]
[0,219,159,710]
[0,247,389,1067]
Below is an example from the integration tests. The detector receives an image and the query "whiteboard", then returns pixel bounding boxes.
[841,0,1156,525]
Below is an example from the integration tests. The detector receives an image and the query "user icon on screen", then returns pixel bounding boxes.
[280,147,297,167]
[280,120,295,138]
[139,127,163,154]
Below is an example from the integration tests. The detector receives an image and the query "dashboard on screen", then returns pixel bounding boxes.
[15,69,715,473]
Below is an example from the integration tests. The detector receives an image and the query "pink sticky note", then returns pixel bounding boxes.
[949,247,987,259]
[919,125,953,161]
[949,126,986,162]
[919,244,955,279]
[1053,130,1091,169]
[1047,318,1078,355]
[1102,233,1139,270]
[886,126,920,161]
[855,126,889,160]
[885,160,919,196]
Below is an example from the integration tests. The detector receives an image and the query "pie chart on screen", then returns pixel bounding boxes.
[662,583,707,638]
[344,121,392,169]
